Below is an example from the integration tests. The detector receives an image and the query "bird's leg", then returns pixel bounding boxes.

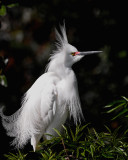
[31,136,37,152]
[31,134,43,152]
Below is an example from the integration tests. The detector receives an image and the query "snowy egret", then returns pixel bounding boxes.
[0,24,102,151]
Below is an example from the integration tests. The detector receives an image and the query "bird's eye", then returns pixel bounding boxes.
[71,52,76,56]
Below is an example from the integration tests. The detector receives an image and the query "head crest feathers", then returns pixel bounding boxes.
[55,23,68,48]
[45,23,69,72]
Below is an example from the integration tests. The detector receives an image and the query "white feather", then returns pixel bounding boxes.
[0,24,84,151]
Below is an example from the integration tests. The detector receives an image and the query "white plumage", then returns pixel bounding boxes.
[0,24,101,151]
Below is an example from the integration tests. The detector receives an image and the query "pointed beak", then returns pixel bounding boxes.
[76,51,103,56]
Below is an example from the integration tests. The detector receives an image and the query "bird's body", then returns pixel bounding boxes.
[0,24,101,151]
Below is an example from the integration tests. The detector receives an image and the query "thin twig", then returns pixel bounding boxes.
[61,138,70,160]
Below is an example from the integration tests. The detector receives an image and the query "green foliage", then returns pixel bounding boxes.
[4,125,128,160]
[0,74,8,87]
[0,3,18,16]
[3,127,127,159]
[83,126,128,159]
[0,5,6,16]
[105,96,128,120]
[33,125,128,159]
[4,150,27,160]
[0,57,8,87]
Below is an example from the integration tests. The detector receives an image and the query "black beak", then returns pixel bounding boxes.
[78,51,103,56]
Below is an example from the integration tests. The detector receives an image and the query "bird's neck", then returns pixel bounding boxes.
[46,59,72,79]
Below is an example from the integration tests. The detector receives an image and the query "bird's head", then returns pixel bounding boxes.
[63,42,102,67]
[50,24,102,69]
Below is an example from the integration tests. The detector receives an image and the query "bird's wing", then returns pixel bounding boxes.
[40,80,57,129]
[24,72,59,132]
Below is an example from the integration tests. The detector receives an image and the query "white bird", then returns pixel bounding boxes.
[0,24,102,152]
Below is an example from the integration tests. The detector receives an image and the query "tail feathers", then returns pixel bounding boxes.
[0,104,44,150]
[0,106,22,123]
[0,106,28,149]
[0,106,22,136]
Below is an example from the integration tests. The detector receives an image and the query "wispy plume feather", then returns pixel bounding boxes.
[55,23,68,49]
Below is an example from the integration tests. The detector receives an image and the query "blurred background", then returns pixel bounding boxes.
[0,0,128,158]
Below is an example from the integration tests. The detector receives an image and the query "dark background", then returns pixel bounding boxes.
[0,0,128,158]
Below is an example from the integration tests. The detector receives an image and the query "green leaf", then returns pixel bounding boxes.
[0,5,6,16]
[112,108,128,120]
[7,3,19,8]
[76,147,80,158]
[104,125,112,134]
[90,144,95,158]
[102,152,114,158]
[122,96,128,102]
[70,128,75,141]
[0,75,8,87]
[118,50,127,58]
[124,129,128,135]
[62,125,70,139]
[77,132,83,141]
[4,150,27,160]
[104,100,125,108]
[106,103,125,113]
[53,128,62,137]
[41,152,49,159]
[93,128,99,139]
[78,123,90,133]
